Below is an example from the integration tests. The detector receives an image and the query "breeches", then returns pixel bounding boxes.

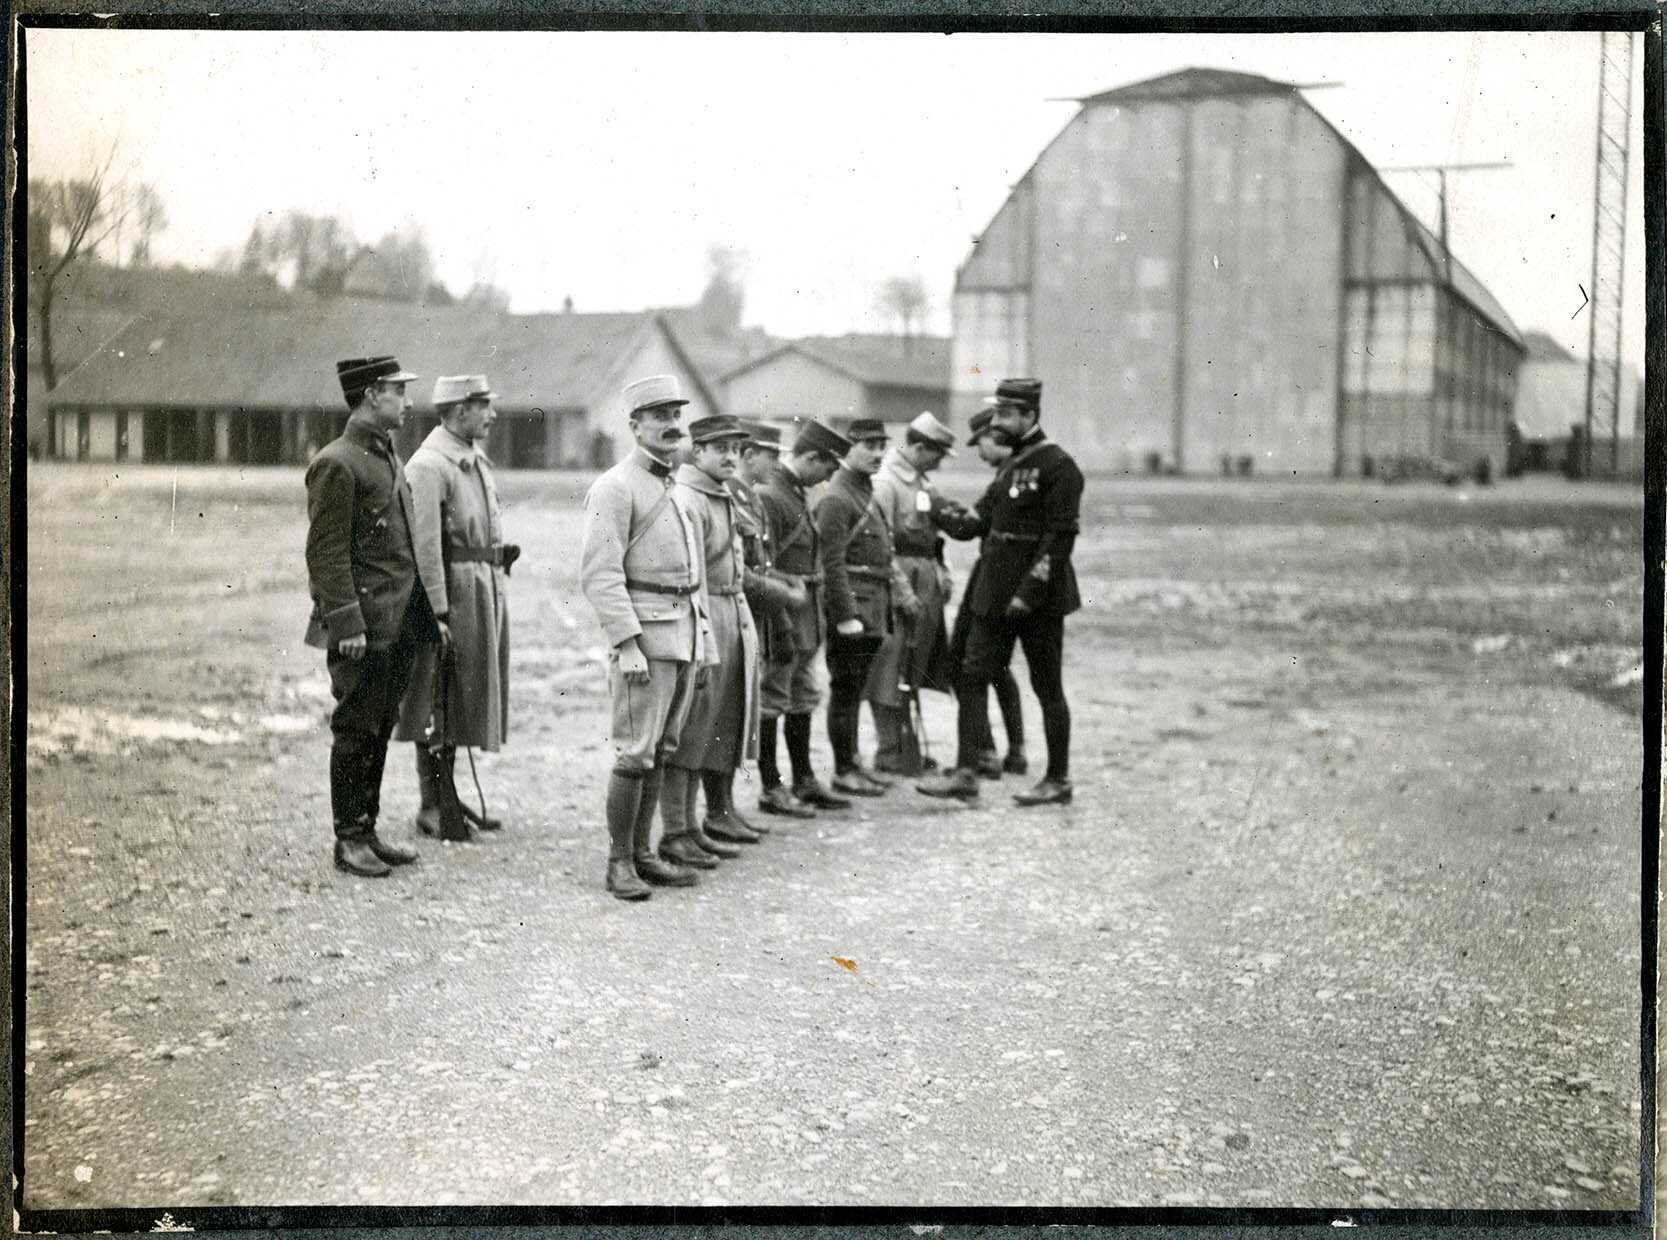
[608,658,697,772]
[761,644,822,717]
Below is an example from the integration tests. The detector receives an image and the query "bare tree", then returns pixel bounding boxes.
[343,227,440,303]
[876,274,929,346]
[698,243,749,334]
[129,183,168,267]
[28,155,131,391]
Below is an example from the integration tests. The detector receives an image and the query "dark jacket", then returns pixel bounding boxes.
[963,428,1084,618]
[303,414,438,650]
[816,466,897,635]
[754,460,825,657]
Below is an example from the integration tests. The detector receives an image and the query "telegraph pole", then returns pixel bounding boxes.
[1582,30,1636,480]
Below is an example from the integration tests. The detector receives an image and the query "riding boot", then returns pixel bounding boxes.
[871,703,906,771]
[603,768,650,900]
[433,745,471,842]
[659,766,721,869]
[413,744,442,837]
[635,767,697,887]
[705,768,766,838]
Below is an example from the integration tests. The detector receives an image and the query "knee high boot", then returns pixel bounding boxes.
[604,769,650,900]
[702,767,763,843]
[658,766,721,869]
[634,767,697,887]
[432,745,471,842]
[414,743,441,837]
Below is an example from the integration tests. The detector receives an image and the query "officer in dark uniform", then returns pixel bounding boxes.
[816,417,917,797]
[919,379,1082,806]
[304,356,441,877]
[753,420,852,812]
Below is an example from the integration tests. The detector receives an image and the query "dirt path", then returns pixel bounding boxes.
[20,466,1645,1213]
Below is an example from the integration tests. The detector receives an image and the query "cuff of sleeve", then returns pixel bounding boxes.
[426,584,450,617]
[604,619,644,647]
[325,601,366,642]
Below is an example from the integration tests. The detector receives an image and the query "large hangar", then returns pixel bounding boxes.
[951,67,1525,477]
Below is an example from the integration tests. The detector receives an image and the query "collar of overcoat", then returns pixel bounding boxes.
[675,462,733,499]
[422,424,490,471]
[880,446,920,485]
[344,413,395,456]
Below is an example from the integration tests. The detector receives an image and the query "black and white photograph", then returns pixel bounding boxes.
[15,17,1657,1222]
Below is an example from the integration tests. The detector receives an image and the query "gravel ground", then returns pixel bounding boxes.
[20,466,1647,1214]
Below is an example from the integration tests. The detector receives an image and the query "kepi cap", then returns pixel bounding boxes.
[790,419,853,460]
[624,374,690,416]
[337,356,418,405]
[687,414,750,445]
[907,411,957,455]
[433,374,496,407]
[846,417,889,443]
[740,420,784,451]
[966,407,995,445]
[986,377,1042,415]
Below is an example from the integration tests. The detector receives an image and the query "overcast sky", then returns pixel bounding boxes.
[25,28,1648,369]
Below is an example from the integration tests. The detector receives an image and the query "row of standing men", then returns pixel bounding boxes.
[301,357,1082,889]
[577,374,1083,902]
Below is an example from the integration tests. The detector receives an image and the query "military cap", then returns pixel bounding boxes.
[790,419,853,460]
[432,374,496,407]
[688,414,751,445]
[846,417,889,443]
[742,420,784,451]
[337,356,418,405]
[624,374,689,416]
[987,377,1043,414]
[966,407,995,445]
[906,411,956,455]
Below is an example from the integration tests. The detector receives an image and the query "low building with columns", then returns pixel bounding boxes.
[42,297,720,469]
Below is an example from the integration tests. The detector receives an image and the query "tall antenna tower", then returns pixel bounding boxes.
[1583,29,1636,479]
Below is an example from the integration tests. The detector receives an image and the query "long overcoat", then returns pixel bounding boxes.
[665,465,759,770]
[863,448,956,706]
[394,426,511,750]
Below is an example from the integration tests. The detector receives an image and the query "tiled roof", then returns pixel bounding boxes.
[47,294,660,412]
[724,333,950,392]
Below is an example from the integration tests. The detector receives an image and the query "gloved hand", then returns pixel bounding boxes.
[836,618,864,637]
[435,618,454,657]
[502,544,523,577]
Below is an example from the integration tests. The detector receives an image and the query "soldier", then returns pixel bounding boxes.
[951,407,1027,778]
[658,415,763,870]
[579,375,717,901]
[304,356,439,878]
[919,379,1082,806]
[863,411,983,774]
[393,375,519,842]
[730,421,810,823]
[817,417,918,797]
[753,420,853,813]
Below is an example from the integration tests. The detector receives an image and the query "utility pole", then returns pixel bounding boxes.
[1379,162,1511,287]
[1583,30,1636,480]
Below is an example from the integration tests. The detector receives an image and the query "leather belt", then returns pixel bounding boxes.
[847,566,894,582]
[989,530,1044,543]
[712,585,745,597]
[626,578,697,596]
[448,544,505,564]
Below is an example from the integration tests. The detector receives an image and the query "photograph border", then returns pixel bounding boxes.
[6,3,1660,1236]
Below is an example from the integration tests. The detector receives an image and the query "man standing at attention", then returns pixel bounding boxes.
[658,415,763,868]
[816,418,918,798]
[753,420,853,815]
[579,375,716,901]
[864,411,982,774]
[919,379,1082,807]
[304,356,438,878]
[394,374,518,842]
